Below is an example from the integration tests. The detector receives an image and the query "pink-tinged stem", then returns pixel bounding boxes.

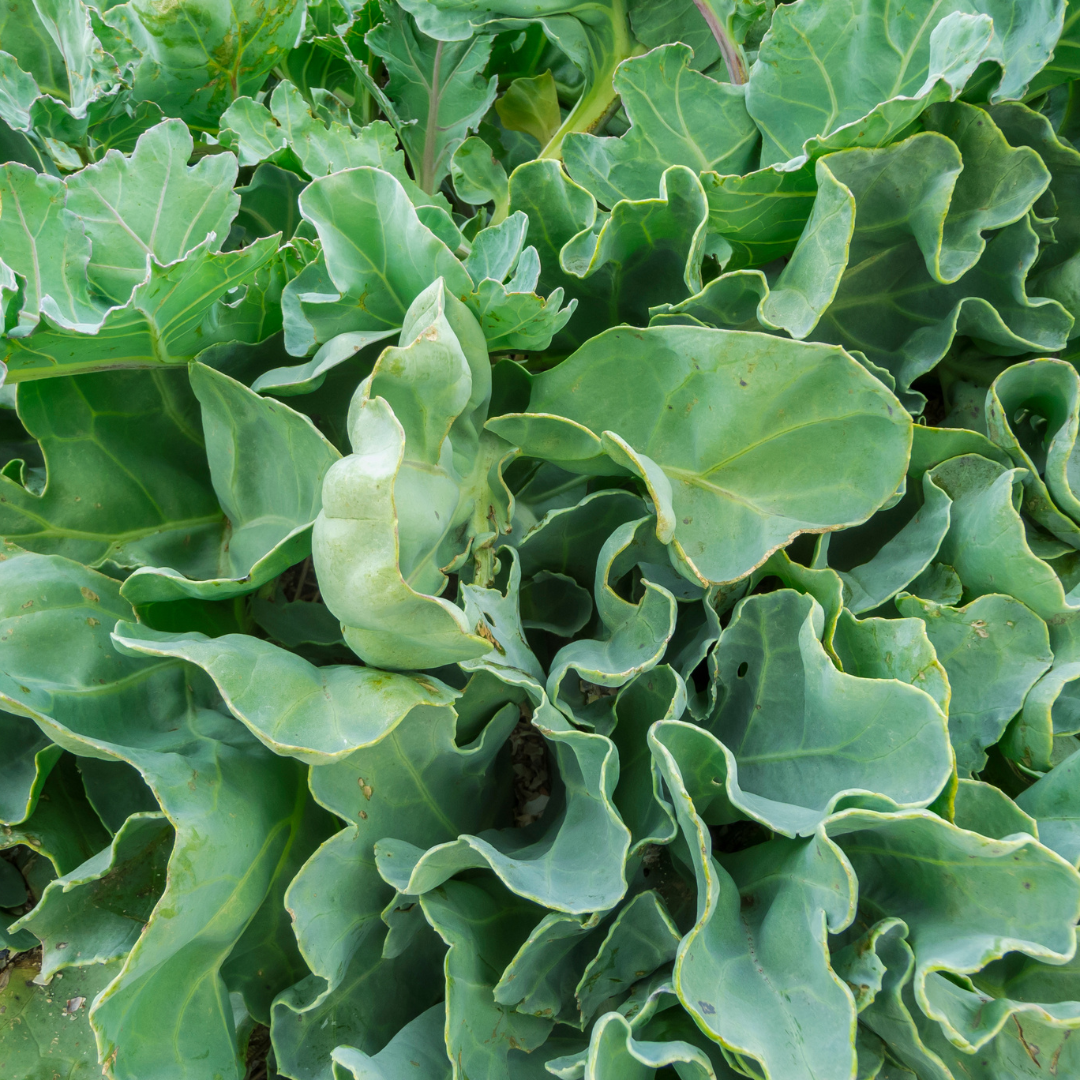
[692,0,749,85]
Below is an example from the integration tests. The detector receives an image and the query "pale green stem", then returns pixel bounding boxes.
[474,544,496,589]
[421,41,444,193]
[538,1,642,160]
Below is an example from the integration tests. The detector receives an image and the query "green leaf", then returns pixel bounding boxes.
[285,165,473,352]
[462,213,577,351]
[0,752,111,877]
[251,327,396,397]
[495,70,561,149]
[494,909,606,1023]
[917,1004,1080,1079]
[0,162,101,335]
[459,547,549,693]
[3,232,282,382]
[27,0,117,114]
[929,454,1080,627]
[952,777,1038,839]
[0,552,324,1080]
[986,358,1080,553]
[463,209,528,285]
[1017,748,1080,867]
[746,1,1058,167]
[509,161,715,341]
[988,103,1080,282]
[563,44,759,209]
[0,52,39,135]
[854,921,953,1079]
[627,0,721,72]
[233,162,307,245]
[609,668,680,853]
[545,517,679,730]
[711,589,949,821]
[0,369,222,571]
[397,0,642,160]
[330,1005,452,1080]
[650,732,859,1080]
[118,363,340,602]
[489,324,911,585]
[221,80,450,216]
[88,97,166,156]
[15,812,172,979]
[101,0,307,129]
[695,161,820,274]
[376,697,631,912]
[833,471,954,615]
[831,606,951,716]
[366,3,497,194]
[896,592,1053,776]
[807,125,1069,398]
[64,119,239,306]
[420,877,552,1078]
[563,164,710,311]
[0,957,123,1080]
[923,454,1080,775]
[1026,0,1080,95]
[826,807,1080,1049]
[110,620,459,765]
[654,589,950,837]
[573,891,680,1025]
[451,134,509,218]
[271,675,517,1079]
[0,710,61,826]
[562,1010,727,1080]
[217,95,289,166]
[513,488,645,584]
[76,757,158,836]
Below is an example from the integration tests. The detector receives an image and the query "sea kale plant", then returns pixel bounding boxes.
[4,2,1080,1079]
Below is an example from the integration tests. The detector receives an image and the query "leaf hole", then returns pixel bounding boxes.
[736,662,749,678]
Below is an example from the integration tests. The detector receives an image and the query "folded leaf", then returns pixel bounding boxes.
[272,676,517,1079]
[651,730,859,1080]
[420,877,552,1079]
[895,592,1053,776]
[314,280,515,668]
[119,362,341,602]
[547,518,679,730]
[563,44,759,208]
[826,807,1080,1049]
[0,552,321,1080]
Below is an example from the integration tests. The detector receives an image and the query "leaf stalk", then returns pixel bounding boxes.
[693,0,749,85]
